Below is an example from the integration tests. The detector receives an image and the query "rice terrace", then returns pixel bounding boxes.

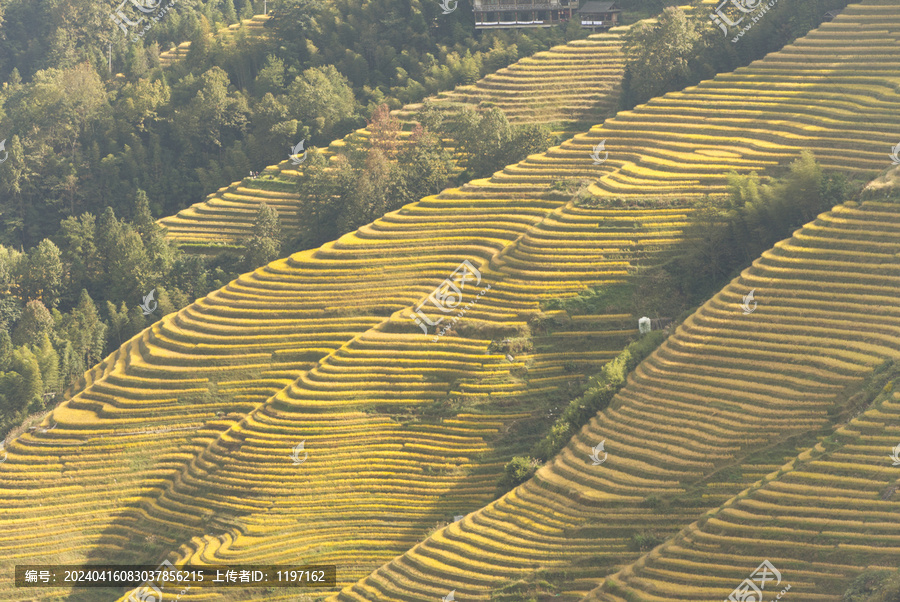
[0,0,898,600]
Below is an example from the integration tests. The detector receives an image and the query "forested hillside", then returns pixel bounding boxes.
[0,0,589,440]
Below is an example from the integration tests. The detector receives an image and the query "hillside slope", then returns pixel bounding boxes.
[156,25,631,250]
[0,144,687,601]
[586,358,900,601]
[1,2,899,602]
[331,200,900,601]
[157,14,271,68]
[532,0,900,199]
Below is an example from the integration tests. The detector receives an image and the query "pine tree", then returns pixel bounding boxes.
[223,0,238,23]
[33,334,61,396]
[66,290,108,369]
[0,330,12,371]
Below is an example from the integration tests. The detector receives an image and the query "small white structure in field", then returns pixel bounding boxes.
[638,317,651,334]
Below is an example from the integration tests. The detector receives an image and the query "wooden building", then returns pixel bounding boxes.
[578,1,621,31]
[473,0,578,29]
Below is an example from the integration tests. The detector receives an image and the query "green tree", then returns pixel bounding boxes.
[154,286,178,318]
[337,148,401,232]
[775,149,823,223]
[58,213,99,303]
[0,136,29,246]
[294,150,348,249]
[415,99,444,134]
[11,347,43,411]
[17,239,64,309]
[12,63,107,157]
[0,246,24,330]
[131,189,174,278]
[621,7,703,108]
[176,67,250,153]
[0,331,12,372]
[61,290,107,371]
[497,456,540,494]
[32,334,61,396]
[106,300,146,349]
[106,301,130,350]
[255,55,286,96]
[59,341,83,392]
[12,300,54,348]
[244,203,283,268]
[266,0,326,62]
[396,124,454,204]
[286,65,358,141]
[843,569,900,602]
[223,0,238,23]
[436,106,551,180]
[107,227,152,304]
[185,14,213,68]
[444,106,509,177]
[673,196,731,291]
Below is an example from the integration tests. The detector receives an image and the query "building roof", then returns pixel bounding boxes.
[579,1,621,13]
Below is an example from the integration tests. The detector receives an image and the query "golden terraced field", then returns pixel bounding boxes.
[0,158,690,602]
[587,374,900,600]
[157,14,271,68]
[1,2,898,602]
[156,24,633,250]
[331,197,900,601]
